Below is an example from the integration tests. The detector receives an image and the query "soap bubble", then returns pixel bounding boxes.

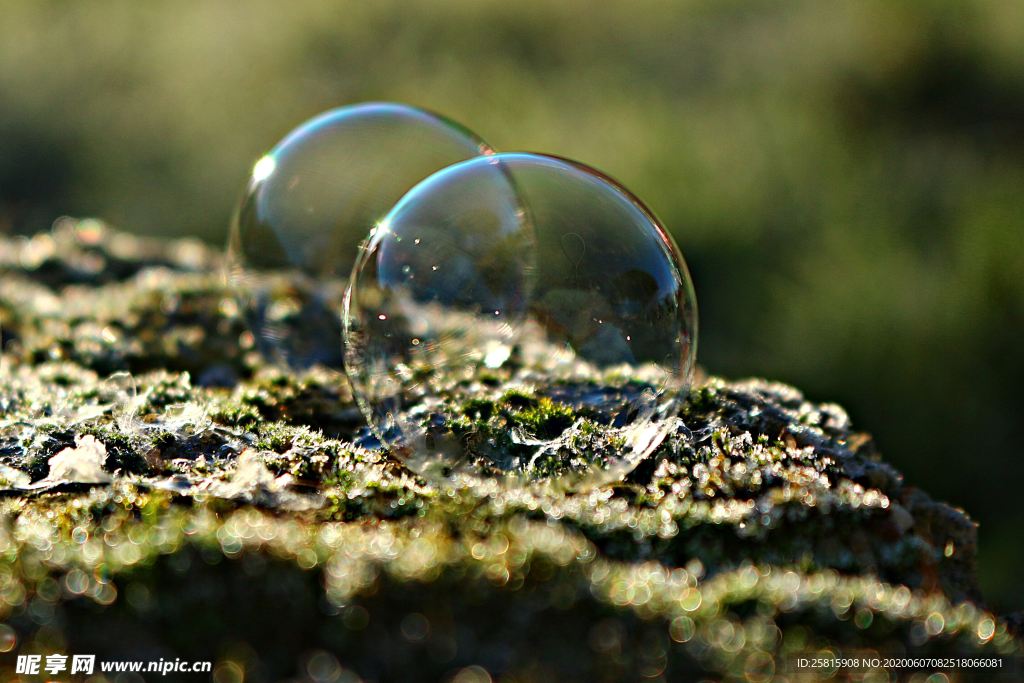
[226,102,492,369]
[345,153,697,487]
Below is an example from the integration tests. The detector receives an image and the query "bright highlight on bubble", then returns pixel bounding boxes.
[344,153,697,488]
[226,102,492,369]
[251,156,275,182]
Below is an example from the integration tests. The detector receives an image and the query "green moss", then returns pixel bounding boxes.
[0,227,1019,681]
[512,397,576,439]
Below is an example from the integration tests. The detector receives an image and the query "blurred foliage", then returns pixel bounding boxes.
[0,0,1022,610]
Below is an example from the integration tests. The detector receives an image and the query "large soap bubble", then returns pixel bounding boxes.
[226,102,492,369]
[345,153,697,487]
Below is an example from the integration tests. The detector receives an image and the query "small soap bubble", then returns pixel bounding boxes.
[345,153,697,488]
[227,102,492,370]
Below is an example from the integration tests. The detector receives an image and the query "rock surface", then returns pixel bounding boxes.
[0,222,1019,682]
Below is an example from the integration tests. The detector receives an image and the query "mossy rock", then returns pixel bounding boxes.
[0,224,1020,682]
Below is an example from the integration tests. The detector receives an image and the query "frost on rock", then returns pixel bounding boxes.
[0,463,29,488]
[204,448,322,511]
[34,434,111,486]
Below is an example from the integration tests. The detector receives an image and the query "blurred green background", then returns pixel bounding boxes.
[0,0,1021,610]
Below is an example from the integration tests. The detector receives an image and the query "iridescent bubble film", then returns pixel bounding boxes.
[226,102,492,369]
[345,153,697,487]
